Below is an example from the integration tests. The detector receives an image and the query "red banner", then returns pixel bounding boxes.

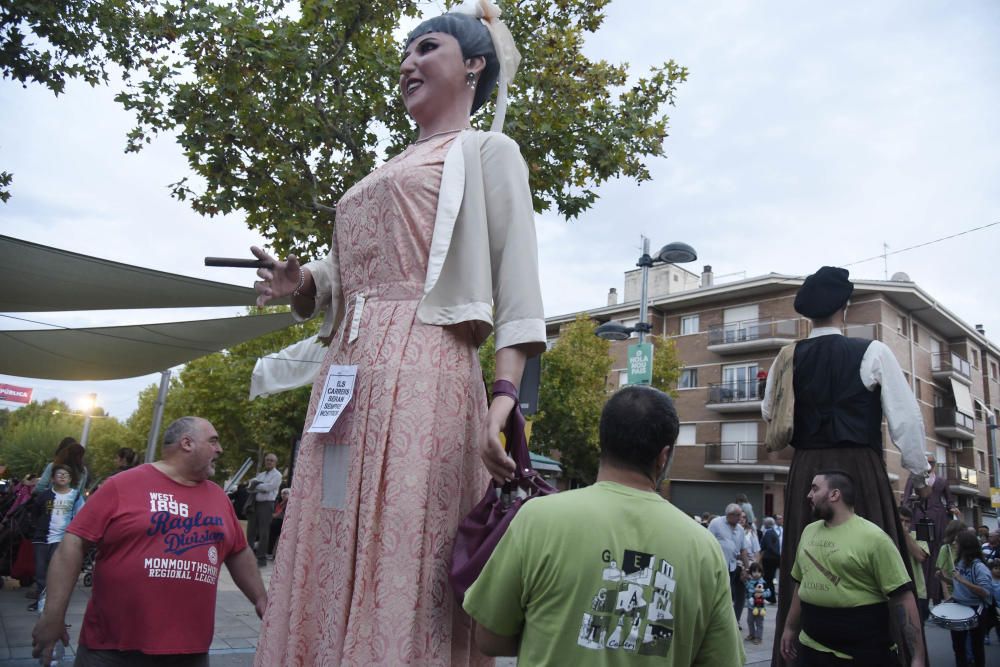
[0,383,33,404]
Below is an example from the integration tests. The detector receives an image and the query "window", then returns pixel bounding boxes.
[911,322,919,343]
[914,379,921,401]
[679,369,698,389]
[680,314,700,335]
[974,400,984,422]
[896,314,906,337]
[991,361,999,381]
[978,450,986,472]
[618,370,628,387]
[971,349,980,368]
[933,393,944,408]
[722,362,760,400]
[677,424,696,445]
[673,274,679,282]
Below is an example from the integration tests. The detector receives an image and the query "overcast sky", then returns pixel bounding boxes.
[2,0,998,419]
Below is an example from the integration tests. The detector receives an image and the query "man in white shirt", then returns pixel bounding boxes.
[761,266,928,667]
[708,504,750,622]
[247,453,282,567]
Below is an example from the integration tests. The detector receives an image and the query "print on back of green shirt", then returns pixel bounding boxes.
[577,549,675,656]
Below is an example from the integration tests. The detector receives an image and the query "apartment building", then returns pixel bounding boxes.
[545,265,1000,527]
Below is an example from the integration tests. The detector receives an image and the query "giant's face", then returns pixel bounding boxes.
[400,32,470,125]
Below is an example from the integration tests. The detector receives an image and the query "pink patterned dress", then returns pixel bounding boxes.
[255,134,493,666]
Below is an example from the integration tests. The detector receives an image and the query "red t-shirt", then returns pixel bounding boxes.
[68,464,248,654]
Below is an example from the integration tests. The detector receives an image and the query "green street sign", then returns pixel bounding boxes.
[627,343,654,385]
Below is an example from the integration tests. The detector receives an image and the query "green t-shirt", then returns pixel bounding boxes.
[463,482,745,666]
[790,515,911,658]
[908,531,929,600]
[936,542,955,574]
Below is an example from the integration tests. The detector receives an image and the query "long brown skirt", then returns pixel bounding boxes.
[770,447,923,667]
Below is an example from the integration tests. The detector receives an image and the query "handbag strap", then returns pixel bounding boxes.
[493,380,532,475]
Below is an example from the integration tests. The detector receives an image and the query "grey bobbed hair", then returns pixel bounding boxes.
[405,13,500,115]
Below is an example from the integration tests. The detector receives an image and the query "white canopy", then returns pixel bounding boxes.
[0,313,296,381]
[0,234,277,311]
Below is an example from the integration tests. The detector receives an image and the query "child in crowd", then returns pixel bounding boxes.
[28,464,84,611]
[743,562,770,644]
[936,520,967,601]
[987,560,1000,645]
[899,506,930,623]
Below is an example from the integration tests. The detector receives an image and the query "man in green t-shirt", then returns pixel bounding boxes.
[463,385,744,666]
[780,470,926,666]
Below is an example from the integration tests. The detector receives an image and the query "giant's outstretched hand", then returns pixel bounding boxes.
[251,246,301,307]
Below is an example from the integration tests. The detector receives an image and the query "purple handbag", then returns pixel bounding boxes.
[449,381,557,602]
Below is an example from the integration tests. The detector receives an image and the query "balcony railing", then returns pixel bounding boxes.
[705,441,763,465]
[934,407,975,432]
[707,318,800,346]
[938,463,978,489]
[707,381,762,404]
[844,323,879,340]
[932,352,972,380]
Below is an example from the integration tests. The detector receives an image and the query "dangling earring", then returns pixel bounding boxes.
[466,71,477,89]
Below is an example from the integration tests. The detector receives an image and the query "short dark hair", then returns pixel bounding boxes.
[599,386,679,472]
[816,469,856,506]
[51,464,73,479]
[163,417,200,449]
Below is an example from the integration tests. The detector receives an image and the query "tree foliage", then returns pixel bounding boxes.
[648,334,681,396]
[0,399,130,481]
[3,0,687,257]
[530,315,610,484]
[125,308,322,481]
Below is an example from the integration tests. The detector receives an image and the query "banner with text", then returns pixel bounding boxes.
[627,343,653,386]
[0,383,32,404]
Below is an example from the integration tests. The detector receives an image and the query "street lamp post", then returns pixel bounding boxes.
[595,237,698,385]
[79,392,97,447]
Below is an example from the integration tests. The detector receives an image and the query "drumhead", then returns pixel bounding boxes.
[931,602,977,620]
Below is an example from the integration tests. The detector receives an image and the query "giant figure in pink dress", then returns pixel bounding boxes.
[249,1,545,664]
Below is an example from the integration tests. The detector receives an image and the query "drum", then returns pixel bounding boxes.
[930,602,979,631]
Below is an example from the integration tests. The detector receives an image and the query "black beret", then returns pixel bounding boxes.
[794,266,854,319]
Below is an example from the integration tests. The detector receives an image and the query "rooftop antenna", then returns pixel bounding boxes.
[882,242,890,280]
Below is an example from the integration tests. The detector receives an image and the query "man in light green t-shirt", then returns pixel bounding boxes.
[780,471,926,667]
[463,386,744,666]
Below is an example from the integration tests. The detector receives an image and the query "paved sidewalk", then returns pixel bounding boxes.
[0,560,272,666]
[2,569,985,666]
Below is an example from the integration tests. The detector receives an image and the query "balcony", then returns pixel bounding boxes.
[933,407,975,440]
[932,352,972,386]
[707,318,801,354]
[937,463,980,495]
[706,381,763,413]
[844,323,879,340]
[704,442,791,474]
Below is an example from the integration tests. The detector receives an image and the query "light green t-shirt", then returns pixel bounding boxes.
[790,515,911,658]
[908,531,929,600]
[463,482,745,667]
[936,542,955,574]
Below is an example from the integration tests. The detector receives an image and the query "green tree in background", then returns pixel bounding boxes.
[3,0,687,254]
[125,309,321,481]
[649,334,682,396]
[0,399,129,481]
[531,315,610,484]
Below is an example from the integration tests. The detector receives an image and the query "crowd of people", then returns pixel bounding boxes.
[3,1,998,665]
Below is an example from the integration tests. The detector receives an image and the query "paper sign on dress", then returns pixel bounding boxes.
[307,365,358,433]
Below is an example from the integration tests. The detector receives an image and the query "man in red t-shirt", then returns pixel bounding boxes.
[32,417,267,666]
